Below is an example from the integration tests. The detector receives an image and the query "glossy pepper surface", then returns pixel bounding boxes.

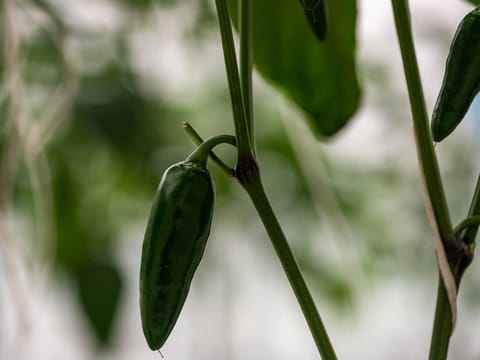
[431,7,480,142]
[139,134,235,351]
[140,160,214,350]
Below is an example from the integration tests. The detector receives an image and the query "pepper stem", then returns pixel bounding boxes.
[185,134,236,168]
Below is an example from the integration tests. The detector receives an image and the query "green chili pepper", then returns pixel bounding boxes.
[431,7,480,142]
[140,134,235,351]
[300,0,328,41]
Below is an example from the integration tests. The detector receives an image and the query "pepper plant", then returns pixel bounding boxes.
[0,0,479,358]
[139,0,480,359]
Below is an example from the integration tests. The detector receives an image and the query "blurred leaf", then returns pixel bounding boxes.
[121,0,153,10]
[50,146,118,270]
[75,256,123,346]
[31,0,67,32]
[74,65,165,161]
[465,0,480,6]
[50,59,170,270]
[0,96,9,131]
[50,153,90,269]
[299,0,328,41]
[228,0,360,137]
[297,250,353,310]
[186,0,217,42]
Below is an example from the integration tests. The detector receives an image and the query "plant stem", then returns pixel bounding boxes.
[241,169,338,360]
[429,277,452,360]
[239,0,254,151]
[214,0,253,158]
[390,1,457,358]
[464,174,480,245]
[182,121,235,175]
[453,215,480,238]
[390,0,452,242]
[186,134,236,168]
[215,1,336,357]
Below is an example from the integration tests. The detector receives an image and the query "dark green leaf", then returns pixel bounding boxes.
[299,0,328,41]
[466,0,480,6]
[50,155,89,270]
[228,0,360,137]
[75,257,123,346]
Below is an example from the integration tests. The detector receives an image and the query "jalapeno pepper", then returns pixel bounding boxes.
[139,134,235,351]
[431,7,480,142]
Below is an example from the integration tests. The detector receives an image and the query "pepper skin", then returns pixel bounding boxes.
[431,7,480,142]
[140,161,214,350]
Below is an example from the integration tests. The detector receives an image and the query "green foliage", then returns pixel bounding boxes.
[6,0,478,356]
[228,0,360,137]
[50,149,122,347]
[298,250,353,310]
[73,65,162,160]
[50,153,90,269]
[299,0,328,41]
[46,61,172,346]
[75,256,123,346]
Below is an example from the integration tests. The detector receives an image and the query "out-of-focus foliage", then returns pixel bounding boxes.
[2,0,241,349]
[2,0,175,348]
[466,0,480,6]
[299,0,328,42]
[48,61,170,345]
[75,256,123,345]
[3,0,480,358]
[228,0,360,137]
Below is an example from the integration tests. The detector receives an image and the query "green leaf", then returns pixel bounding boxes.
[75,257,123,346]
[299,0,328,41]
[466,0,480,6]
[228,0,360,137]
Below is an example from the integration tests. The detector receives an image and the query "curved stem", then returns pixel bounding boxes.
[453,215,480,238]
[464,174,480,245]
[185,134,236,168]
[240,167,337,360]
[182,121,235,175]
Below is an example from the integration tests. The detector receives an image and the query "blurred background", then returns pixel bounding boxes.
[0,0,480,359]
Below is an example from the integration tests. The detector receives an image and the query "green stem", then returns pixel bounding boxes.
[186,134,236,168]
[453,215,480,239]
[182,121,235,175]
[214,0,253,158]
[464,174,480,245]
[240,166,337,360]
[239,0,254,151]
[391,0,453,242]
[429,277,452,360]
[390,1,456,359]
[216,1,335,357]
